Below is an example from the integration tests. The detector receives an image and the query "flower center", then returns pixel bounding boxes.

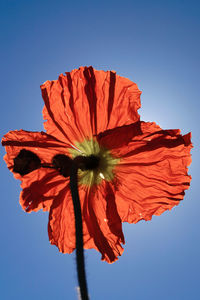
[69,138,119,186]
[74,154,100,171]
[84,154,100,170]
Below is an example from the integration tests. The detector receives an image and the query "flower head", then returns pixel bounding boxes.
[2,66,192,263]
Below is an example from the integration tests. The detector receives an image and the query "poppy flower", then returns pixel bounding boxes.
[2,66,192,263]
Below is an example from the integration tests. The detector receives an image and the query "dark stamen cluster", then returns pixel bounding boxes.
[52,154,73,177]
[74,154,100,171]
[13,150,100,177]
[13,149,41,175]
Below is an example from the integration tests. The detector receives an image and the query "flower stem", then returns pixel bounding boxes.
[69,163,89,300]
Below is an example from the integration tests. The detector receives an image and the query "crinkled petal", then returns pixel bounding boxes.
[98,121,192,223]
[41,66,141,144]
[84,182,124,263]
[48,184,95,254]
[20,168,68,213]
[2,129,70,180]
[2,130,71,213]
[48,184,76,254]
[48,182,124,263]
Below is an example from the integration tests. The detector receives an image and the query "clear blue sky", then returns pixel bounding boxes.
[1,0,199,299]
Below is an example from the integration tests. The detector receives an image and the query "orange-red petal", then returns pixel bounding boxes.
[41,66,141,144]
[2,129,70,180]
[83,182,124,263]
[98,121,192,223]
[48,184,95,255]
[20,169,68,213]
[48,181,124,263]
[2,129,71,213]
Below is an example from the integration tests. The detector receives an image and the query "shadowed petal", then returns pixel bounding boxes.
[104,182,124,245]
[48,184,75,253]
[83,183,124,263]
[2,129,70,180]
[48,185,95,254]
[2,130,71,213]
[48,182,124,263]
[20,169,68,213]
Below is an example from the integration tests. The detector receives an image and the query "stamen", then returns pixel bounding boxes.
[13,149,41,175]
[83,155,100,170]
[52,154,73,177]
[74,155,100,171]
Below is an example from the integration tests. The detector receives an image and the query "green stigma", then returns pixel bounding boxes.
[69,138,119,186]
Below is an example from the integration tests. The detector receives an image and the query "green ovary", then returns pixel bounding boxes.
[69,138,119,186]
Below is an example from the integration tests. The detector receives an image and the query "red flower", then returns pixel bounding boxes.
[2,66,192,263]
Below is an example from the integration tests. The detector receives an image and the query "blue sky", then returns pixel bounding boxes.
[1,0,199,299]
